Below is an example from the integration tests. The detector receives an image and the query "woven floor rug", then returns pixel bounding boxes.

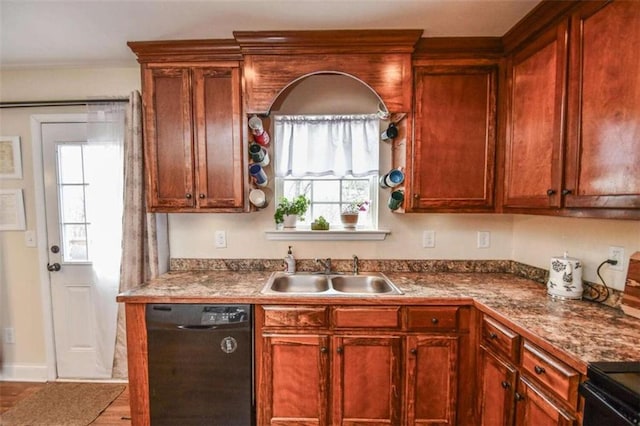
[1,382,125,426]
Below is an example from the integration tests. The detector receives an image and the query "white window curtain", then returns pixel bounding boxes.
[85,101,125,377]
[274,114,379,178]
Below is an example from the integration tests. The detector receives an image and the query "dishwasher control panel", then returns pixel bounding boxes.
[201,306,249,325]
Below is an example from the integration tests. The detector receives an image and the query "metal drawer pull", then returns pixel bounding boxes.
[410,348,417,355]
[320,347,328,353]
[186,193,192,199]
[431,317,439,324]
[534,365,546,375]
[514,392,524,401]
[501,381,510,389]
[489,332,498,339]
[337,347,343,354]
[199,193,205,199]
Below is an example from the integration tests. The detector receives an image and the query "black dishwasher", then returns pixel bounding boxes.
[146,304,254,425]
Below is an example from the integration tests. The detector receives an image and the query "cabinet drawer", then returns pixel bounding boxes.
[332,307,401,329]
[262,306,328,328]
[406,306,459,331]
[521,341,580,407]
[482,315,520,362]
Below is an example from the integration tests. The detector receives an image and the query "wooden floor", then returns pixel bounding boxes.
[0,381,131,425]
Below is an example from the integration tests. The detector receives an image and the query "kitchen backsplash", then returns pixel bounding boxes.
[169,258,622,308]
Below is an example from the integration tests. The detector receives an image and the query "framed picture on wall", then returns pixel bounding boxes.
[0,189,26,231]
[0,136,23,179]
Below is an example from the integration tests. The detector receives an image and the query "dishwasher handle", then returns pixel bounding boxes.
[177,325,217,330]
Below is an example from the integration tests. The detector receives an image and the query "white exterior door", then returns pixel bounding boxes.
[41,121,121,379]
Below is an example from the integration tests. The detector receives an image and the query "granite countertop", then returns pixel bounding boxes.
[117,270,640,370]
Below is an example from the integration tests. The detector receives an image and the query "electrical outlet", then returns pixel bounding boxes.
[477,231,491,249]
[214,230,227,248]
[422,230,436,248]
[4,327,15,344]
[608,246,625,272]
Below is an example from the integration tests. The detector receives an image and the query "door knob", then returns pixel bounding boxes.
[47,263,61,272]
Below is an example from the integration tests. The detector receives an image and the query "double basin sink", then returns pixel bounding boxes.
[261,272,403,296]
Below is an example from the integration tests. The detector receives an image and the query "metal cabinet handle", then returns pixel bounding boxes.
[431,317,439,324]
[534,365,546,375]
[501,381,510,389]
[337,347,343,354]
[186,193,192,199]
[410,348,417,355]
[514,392,524,402]
[489,332,498,339]
[199,193,205,199]
[546,189,556,196]
[320,347,328,354]
[562,189,572,195]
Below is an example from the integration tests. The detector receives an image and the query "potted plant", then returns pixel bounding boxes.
[274,195,310,228]
[341,200,369,229]
[311,216,330,231]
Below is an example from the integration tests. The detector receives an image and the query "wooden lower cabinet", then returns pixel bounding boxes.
[332,335,402,425]
[406,335,459,425]
[479,346,518,426]
[515,377,577,426]
[257,305,463,426]
[260,334,330,425]
[478,314,580,426]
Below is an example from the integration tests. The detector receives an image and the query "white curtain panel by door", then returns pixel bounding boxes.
[112,91,164,379]
[85,101,125,377]
[274,114,379,178]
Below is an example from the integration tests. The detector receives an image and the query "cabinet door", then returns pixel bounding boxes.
[260,334,330,425]
[565,1,640,209]
[405,335,458,425]
[479,346,518,426]
[514,377,576,426]
[411,65,497,211]
[193,67,245,210]
[332,335,402,426]
[142,67,195,209]
[503,22,568,209]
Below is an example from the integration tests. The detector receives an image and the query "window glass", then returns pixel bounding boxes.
[274,114,380,230]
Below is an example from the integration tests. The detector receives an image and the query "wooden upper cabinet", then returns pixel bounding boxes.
[143,67,194,209]
[193,67,244,209]
[565,0,640,210]
[410,64,497,211]
[130,40,246,212]
[234,30,422,114]
[503,22,568,209]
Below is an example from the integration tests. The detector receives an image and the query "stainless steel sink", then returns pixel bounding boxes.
[269,274,330,293]
[261,272,403,295]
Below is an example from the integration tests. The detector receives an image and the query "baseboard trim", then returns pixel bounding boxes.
[0,363,48,382]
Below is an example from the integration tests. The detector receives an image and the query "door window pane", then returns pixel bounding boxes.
[57,143,91,262]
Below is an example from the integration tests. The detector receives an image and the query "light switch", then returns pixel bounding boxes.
[25,230,37,247]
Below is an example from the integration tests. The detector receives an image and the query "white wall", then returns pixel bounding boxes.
[1,68,638,381]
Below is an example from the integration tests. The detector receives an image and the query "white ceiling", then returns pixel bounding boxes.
[0,0,540,69]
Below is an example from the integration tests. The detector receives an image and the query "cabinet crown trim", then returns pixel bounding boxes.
[127,39,242,63]
[233,29,423,54]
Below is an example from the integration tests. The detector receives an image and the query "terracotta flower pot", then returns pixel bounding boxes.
[340,213,359,229]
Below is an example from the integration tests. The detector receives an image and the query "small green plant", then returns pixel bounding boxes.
[274,195,310,224]
[311,216,330,230]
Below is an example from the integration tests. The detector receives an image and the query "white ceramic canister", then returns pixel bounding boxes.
[547,252,583,299]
